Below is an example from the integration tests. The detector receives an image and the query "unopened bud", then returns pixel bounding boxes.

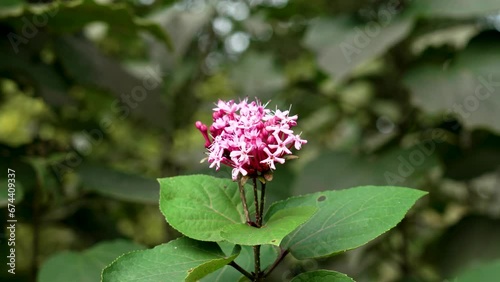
[267,135,276,144]
[264,171,273,182]
[195,121,203,129]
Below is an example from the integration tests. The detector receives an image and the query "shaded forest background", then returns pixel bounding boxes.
[1,0,500,281]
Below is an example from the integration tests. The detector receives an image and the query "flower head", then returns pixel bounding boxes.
[196,98,307,180]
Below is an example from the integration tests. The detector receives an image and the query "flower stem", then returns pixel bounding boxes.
[252,177,268,281]
[253,245,261,281]
[253,177,260,226]
[252,177,262,280]
[238,179,251,224]
[229,261,253,280]
[263,248,289,278]
[258,181,266,226]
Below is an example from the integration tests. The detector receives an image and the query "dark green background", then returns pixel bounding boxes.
[1,0,500,281]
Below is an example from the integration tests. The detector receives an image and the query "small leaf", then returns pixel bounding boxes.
[291,270,355,282]
[38,240,144,282]
[220,206,317,246]
[101,237,239,282]
[266,186,427,259]
[158,175,255,242]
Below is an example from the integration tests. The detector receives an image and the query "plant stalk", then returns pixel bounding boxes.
[238,178,251,224]
[253,177,260,226]
[252,177,262,280]
[263,249,289,278]
[229,261,254,280]
[258,181,266,226]
[253,245,261,281]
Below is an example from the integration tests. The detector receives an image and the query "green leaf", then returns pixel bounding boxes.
[303,15,413,82]
[291,270,355,282]
[54,36,171,129]
[24,155,66,203]
[202,244,278,282]
[148,6,213,60]
[408,0,500,18]
[0,0,23,17]
[159,174,255,242]
[266,186,427,259]
[0,0,22,8]
[2,0,172,49]
[428,215,500,277]
[404,34,500,133]
[78,163,159,204]
[453,260,500,282]
[294,147,440,195]
[102,237,240,282]
[231,52,285,99]
[0,45,72,108]
[220,206,317,246]
[38,240,144,282]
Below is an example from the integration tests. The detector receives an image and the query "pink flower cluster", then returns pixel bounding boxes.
[196,99,307,180]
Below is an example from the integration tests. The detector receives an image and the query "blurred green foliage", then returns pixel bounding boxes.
[1,0,500,281]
